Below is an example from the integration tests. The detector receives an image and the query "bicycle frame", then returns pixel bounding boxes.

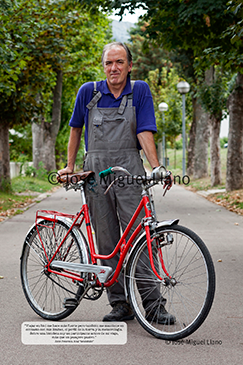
[35,182,170,288]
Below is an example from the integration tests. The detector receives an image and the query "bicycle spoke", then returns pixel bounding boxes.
[126,225,215,340]
[21,220,87,320]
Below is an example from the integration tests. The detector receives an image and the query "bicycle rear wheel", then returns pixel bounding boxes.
[126,225,215,340]
[21,219,88,320]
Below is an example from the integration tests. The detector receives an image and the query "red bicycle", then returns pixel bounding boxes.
[20,166,215,341]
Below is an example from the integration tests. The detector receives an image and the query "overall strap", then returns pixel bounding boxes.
[86,82,102,110]
[118,80,135,115]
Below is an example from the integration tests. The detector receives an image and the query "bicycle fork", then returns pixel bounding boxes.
[142,193,176,286]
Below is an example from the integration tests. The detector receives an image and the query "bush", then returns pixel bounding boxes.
[175,139,183,150]
[220,137,228,148]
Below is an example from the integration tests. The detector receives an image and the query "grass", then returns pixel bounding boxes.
[0,175,55,220]
[0,193,33,212]
[165,147,227,191]
[12,176,52,194]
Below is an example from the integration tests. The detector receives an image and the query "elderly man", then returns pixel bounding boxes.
[58,42,175,324]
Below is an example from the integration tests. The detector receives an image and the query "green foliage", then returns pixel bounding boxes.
[220,136,228,148]
[0,177,11,193]
[145,67,186,146]
[197,68,233,119]
[129,21,171,81]
[11,175,52,193]
[0,0,111,128]
[175,139,183,150]
[9,125,32,161]
[54,9,112,169]
[1,0,112,170]
[224,0,243,44]
[34,161,48,179]
[126,20,184,147]
[24,164,36,177]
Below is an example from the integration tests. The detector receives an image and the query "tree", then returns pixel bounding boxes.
[0,0,111,189]
[145,68,182,147]
[93,0,240,187]
[222,0,243,191]
[127,21,183,162]
[128,21,171,81]
[28,1,111,171]
[136,0,235,184]
[226,73,243,191]
[0,0,54,189]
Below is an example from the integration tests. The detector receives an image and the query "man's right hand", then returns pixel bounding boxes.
[58,166,74,176]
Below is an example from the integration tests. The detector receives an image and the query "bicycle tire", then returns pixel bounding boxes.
[21,219,89,320]
[126,224,215,340]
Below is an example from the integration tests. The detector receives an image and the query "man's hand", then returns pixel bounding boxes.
[58,127,82,177]
[58,166,74,176]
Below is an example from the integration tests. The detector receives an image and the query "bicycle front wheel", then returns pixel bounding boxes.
[126,225,215,340]
[21,219,87,320]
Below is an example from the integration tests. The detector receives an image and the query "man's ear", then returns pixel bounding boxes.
[128,61,133,73]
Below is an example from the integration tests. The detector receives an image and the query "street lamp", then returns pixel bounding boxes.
[177,81,190,176]
[158,102,168,167]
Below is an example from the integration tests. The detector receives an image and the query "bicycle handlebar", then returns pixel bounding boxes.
[99,167,113,178]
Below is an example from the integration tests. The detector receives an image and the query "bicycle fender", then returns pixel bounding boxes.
[20,217,90,264]
[128,218,179,259]
[58,217,91,264]
[123,218,179,300]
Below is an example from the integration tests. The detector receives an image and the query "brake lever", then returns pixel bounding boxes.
[163,184,170,196]
[104,178,119,195]
[163,171,172,197]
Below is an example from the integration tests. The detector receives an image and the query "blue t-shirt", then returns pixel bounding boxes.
[69,77,157,151]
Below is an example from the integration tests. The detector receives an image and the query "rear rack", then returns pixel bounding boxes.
[35,210,76,225]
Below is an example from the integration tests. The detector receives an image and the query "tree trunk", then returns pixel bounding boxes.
[187,96,197,176]
[0,123,11,191]
[32,70,63,172]
[226,72,243,191]
[193,101,210,179]
[210,115,221,186]
[32,117,45,169]
[193,68,213,180]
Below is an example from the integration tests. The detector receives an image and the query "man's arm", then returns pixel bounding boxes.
[58,127,82,175]
[137,131,160,169]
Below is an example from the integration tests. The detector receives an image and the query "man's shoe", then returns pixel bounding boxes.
[145,305,176,325]
[103,301,135,322]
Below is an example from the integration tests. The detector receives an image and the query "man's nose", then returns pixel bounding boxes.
[111,62,117,71]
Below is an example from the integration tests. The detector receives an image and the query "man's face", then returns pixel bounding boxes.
[103,46,132,89]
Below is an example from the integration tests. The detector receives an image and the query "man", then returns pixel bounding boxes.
[58,42,175,323]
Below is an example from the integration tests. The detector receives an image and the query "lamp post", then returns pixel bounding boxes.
[158,102,168,167]
[177,81,190,176]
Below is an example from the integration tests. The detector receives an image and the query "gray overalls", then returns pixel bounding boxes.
[84,81,163,307]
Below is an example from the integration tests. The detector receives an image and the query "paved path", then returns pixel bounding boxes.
[0,183,242,365]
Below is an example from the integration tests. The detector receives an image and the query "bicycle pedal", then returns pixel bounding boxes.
[63,298,79,309]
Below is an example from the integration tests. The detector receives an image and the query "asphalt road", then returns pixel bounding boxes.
[0,182,243,365]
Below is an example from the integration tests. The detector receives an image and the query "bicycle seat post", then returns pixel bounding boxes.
[80,183,87,206]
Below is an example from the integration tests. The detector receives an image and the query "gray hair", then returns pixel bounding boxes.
[101,42,133,66]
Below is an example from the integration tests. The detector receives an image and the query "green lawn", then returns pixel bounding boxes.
[165,147,227,191]
[0,176,54,216]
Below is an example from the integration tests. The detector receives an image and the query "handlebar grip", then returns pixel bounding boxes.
[99,167,113,178]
